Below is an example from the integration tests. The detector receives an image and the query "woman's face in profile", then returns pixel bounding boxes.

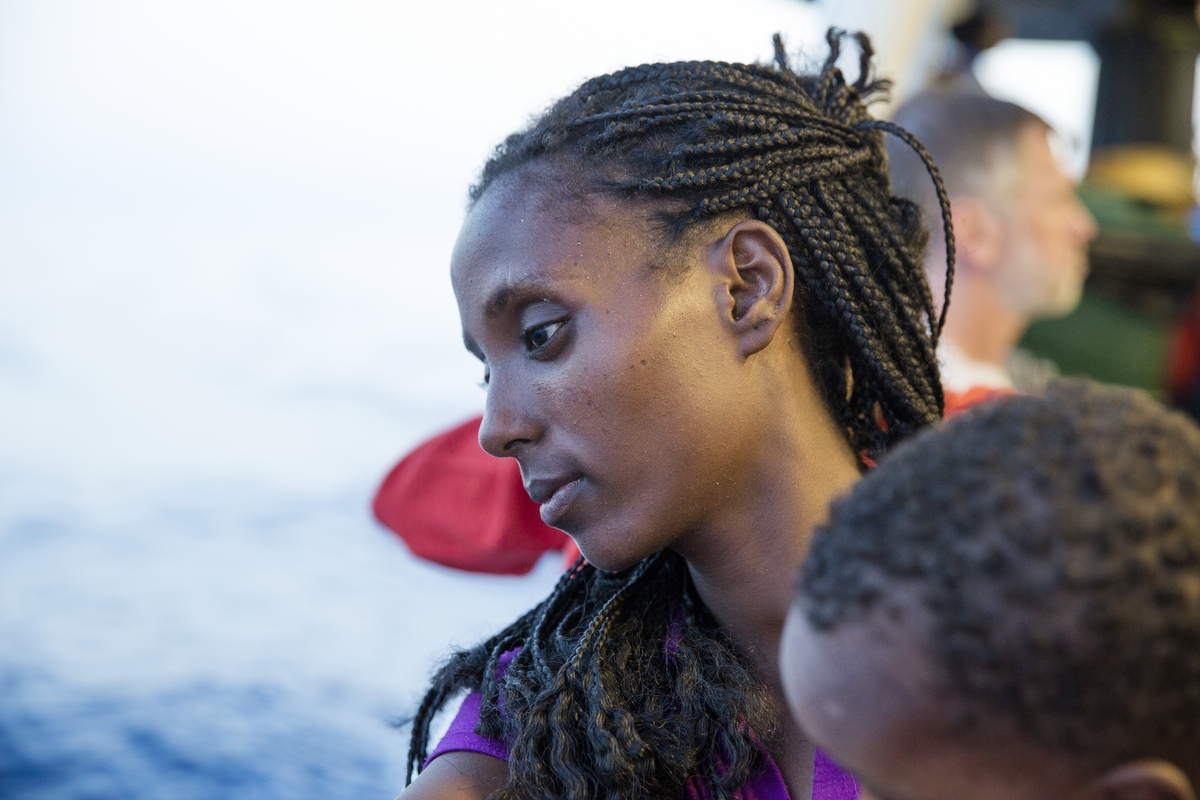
[450,175,759,571]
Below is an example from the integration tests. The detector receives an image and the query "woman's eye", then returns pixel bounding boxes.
[524,320,564,352]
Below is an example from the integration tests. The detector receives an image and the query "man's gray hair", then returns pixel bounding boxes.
[889,92,1048,238]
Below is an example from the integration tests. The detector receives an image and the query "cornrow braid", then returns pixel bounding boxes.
[408,30,952,800]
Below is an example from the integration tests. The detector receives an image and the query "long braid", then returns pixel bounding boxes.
[408,30,951,800]
[852,118,956,343]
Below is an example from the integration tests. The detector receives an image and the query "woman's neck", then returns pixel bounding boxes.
[675,388,859,800]
[674,388,861,692]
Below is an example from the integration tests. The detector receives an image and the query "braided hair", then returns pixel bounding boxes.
[407,30,955,800]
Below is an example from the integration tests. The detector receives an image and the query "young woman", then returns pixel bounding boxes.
[401,31,954,800]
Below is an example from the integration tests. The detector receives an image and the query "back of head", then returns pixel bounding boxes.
[800,380,1200,778]
[889,91,1046,239]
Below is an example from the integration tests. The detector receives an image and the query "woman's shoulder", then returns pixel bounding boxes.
[415,649,520,778]
[397,751,508,800]
[402,650,521,799]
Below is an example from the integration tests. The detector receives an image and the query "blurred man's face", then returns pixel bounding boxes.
[992,124,1098,319]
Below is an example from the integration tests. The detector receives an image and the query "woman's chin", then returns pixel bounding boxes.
[572,530,660,573]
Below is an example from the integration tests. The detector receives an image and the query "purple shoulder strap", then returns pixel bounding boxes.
[423,649,519,768]
[812,749,859,800]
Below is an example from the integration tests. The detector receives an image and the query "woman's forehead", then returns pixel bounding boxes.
[450,178,653,296]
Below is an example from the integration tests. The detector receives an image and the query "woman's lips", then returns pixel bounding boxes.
[537,477,582,527]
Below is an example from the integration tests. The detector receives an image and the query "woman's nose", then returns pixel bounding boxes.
[477,375,541,458]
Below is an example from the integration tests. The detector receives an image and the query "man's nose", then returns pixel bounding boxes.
[477,374,541,458]
[1073,197,1099,243]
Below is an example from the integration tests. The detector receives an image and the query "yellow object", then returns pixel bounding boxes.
[1085,145,1197,217]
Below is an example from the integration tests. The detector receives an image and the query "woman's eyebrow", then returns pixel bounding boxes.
[485,277,548,319]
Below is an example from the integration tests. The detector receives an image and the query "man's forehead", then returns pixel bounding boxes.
[1015,124,1069,183]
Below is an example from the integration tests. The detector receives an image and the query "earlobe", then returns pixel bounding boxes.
[1088,759,1196,800]
[713,220,795,359]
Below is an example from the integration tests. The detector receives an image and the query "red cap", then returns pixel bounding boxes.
[372,417,571,575]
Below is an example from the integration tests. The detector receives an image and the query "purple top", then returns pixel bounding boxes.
[425,650,858,800]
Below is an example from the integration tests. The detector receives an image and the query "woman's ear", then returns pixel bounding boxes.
[710,219,795,360]
[1086,759,1196,800]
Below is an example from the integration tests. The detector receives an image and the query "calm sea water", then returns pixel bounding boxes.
[0,485,559,800]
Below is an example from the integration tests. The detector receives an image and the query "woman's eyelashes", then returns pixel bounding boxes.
[475,318,565,389]
[522,319,566,354]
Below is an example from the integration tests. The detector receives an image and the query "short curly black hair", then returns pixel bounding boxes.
[798,380,1200,774]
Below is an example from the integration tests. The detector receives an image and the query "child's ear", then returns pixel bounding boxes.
[1086,759,1196,800]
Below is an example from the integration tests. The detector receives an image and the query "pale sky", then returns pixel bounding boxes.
[0,0,829,520]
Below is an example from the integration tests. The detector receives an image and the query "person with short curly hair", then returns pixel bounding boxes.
[783,379,1200,800]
